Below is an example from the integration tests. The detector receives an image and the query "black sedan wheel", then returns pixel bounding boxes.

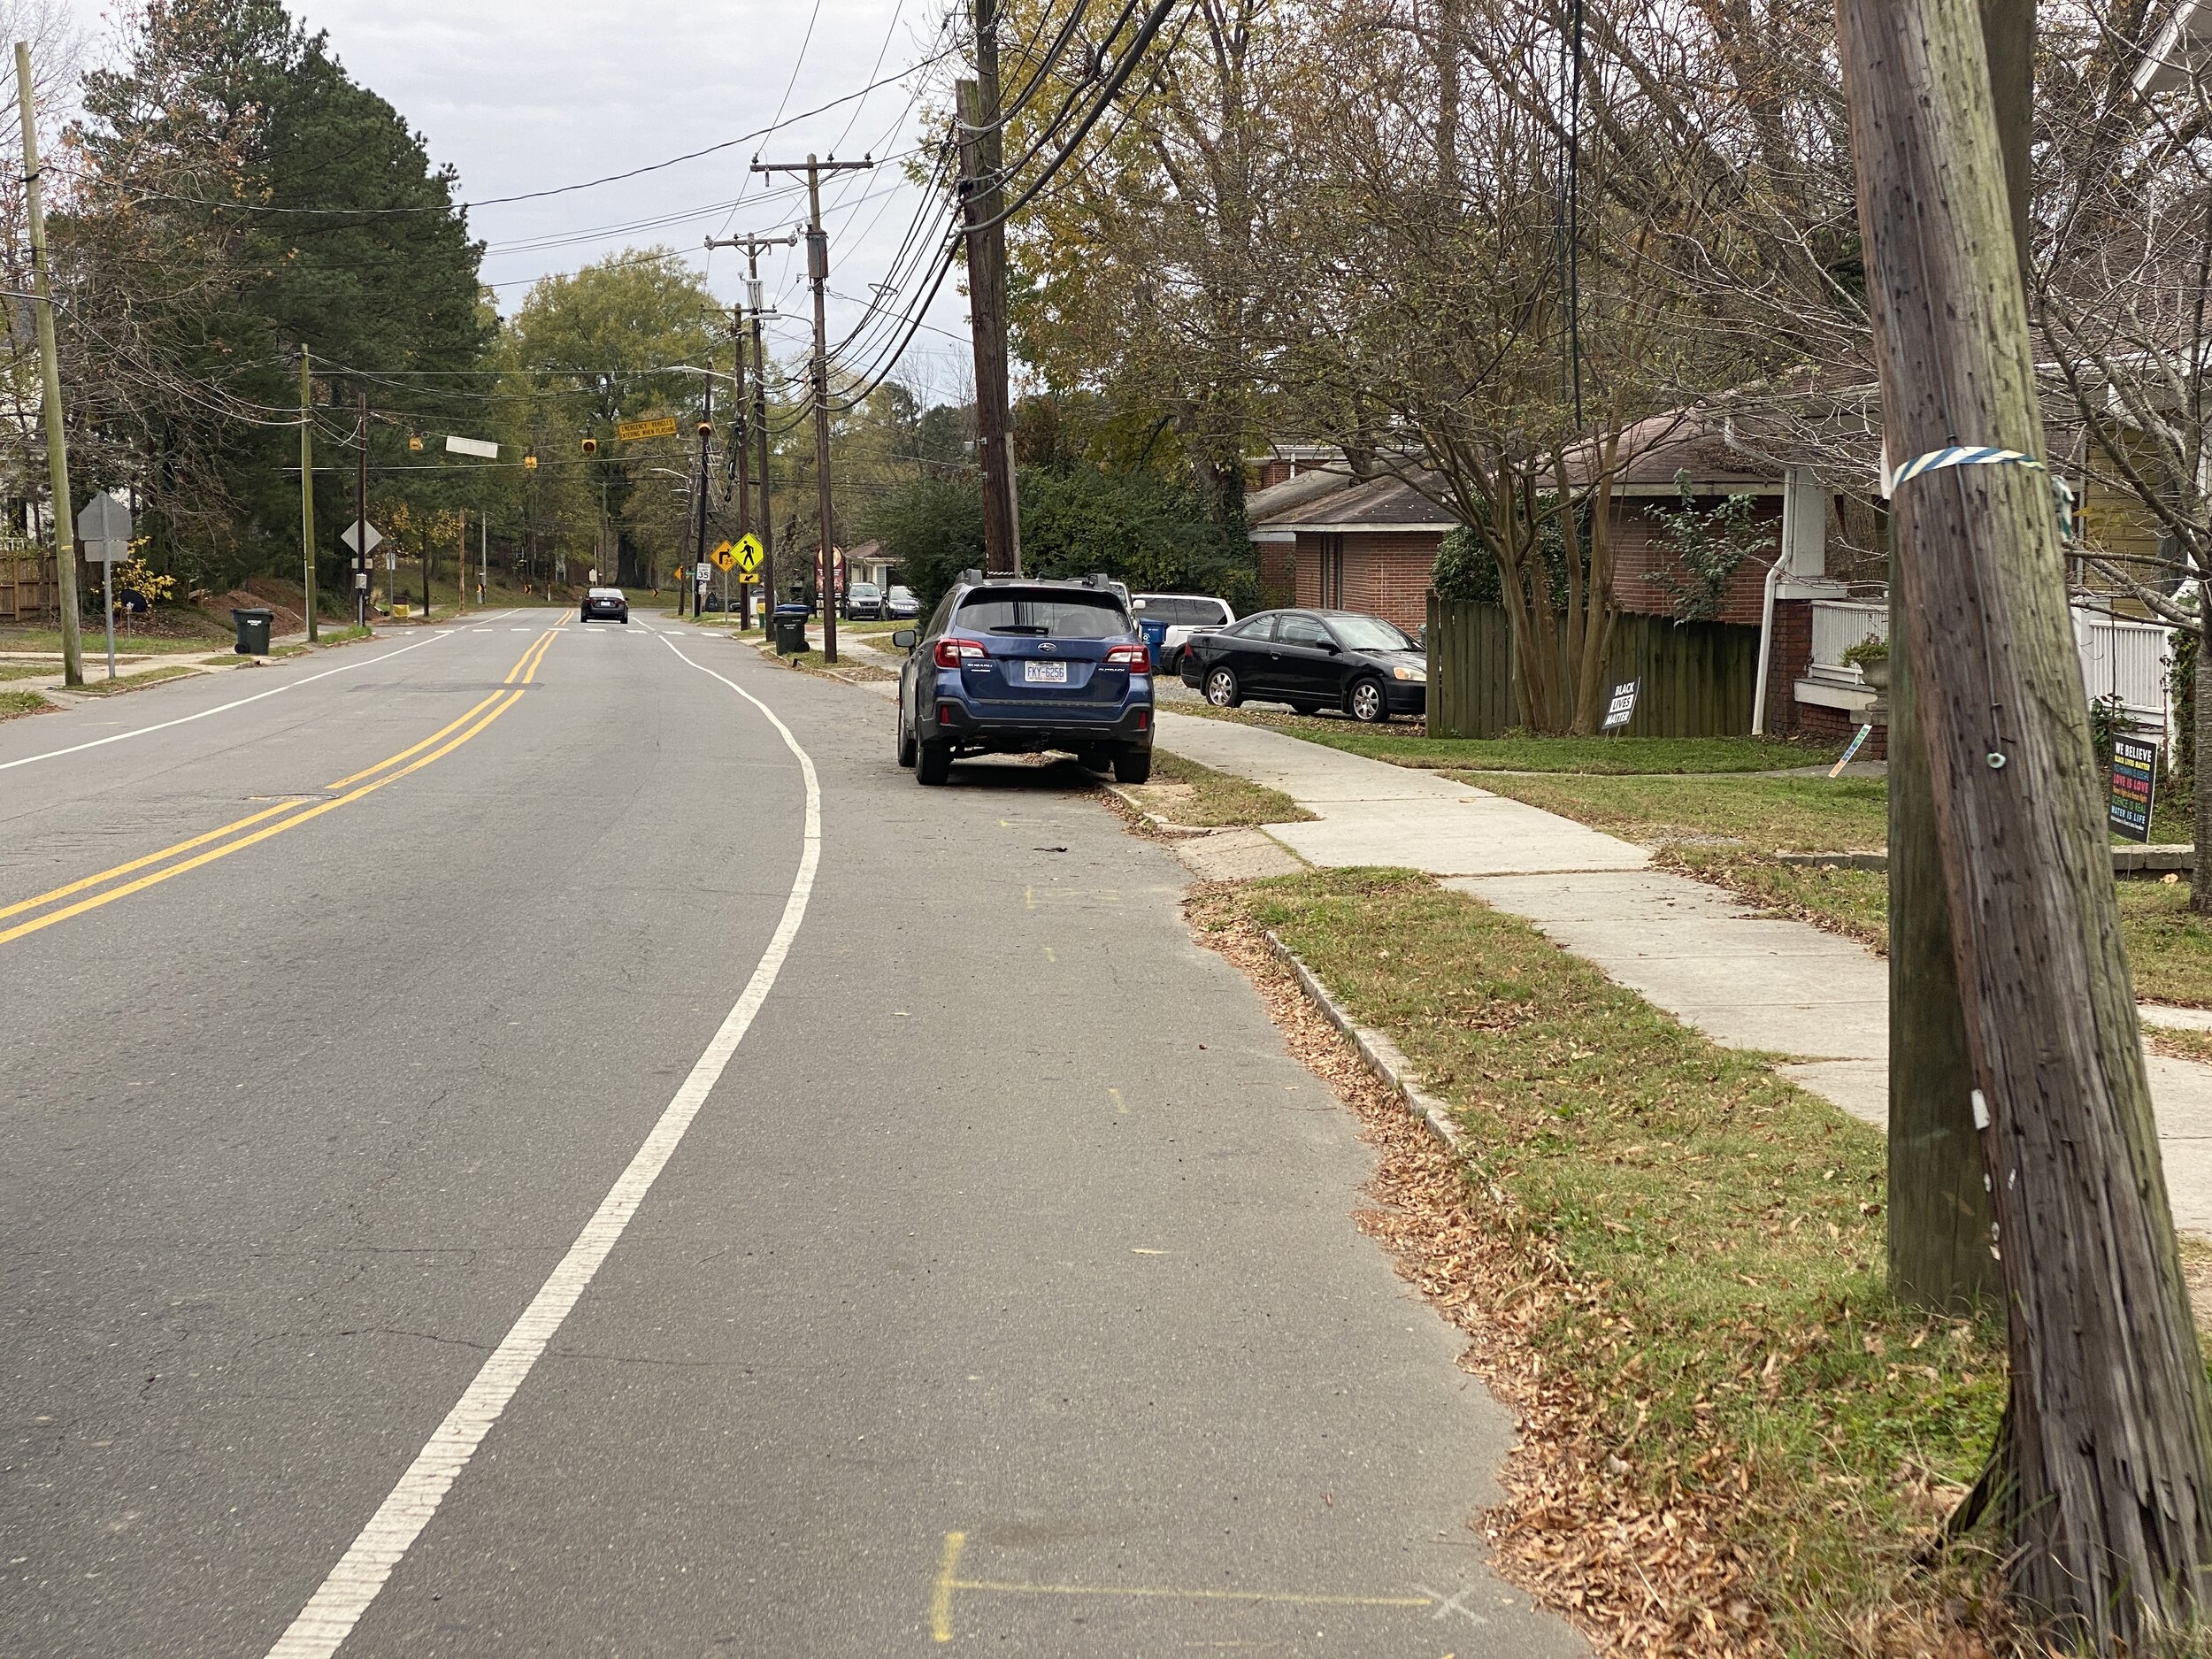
[1204,666,1242,708]
[1348,677,1388,724]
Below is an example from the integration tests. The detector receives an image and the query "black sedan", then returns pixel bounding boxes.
[1179,608,1425,722]
[581,587,629,624]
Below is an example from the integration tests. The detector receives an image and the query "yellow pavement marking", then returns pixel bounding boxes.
[0,797,307,923]
[1108,1087,1126,1114]
[928,1532,1432,1644]
[930,1532,967,1643]
[1043,946,1056,963]
[0,631,554,950]
[0,691,525,949]
[325,689,506,789]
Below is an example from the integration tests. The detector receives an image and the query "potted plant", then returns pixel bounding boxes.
[1841,634,1891,694]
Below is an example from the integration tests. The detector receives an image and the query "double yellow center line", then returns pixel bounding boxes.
[0,626,560,949]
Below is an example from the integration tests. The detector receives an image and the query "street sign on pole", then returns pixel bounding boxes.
[710,540,736,572]
[77,490,130,680]
[733,533,764,577]
[78,490,131,563]
[340,518,382,557]
[617,415,680,442]
[444,434,499,459]
[695,561,712,584]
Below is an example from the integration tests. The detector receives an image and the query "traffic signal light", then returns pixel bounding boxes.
[580,435,598,457]
[523,451,538,471]
[407,432,423,452]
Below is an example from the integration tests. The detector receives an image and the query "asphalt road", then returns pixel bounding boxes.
[0,611,1579,1656]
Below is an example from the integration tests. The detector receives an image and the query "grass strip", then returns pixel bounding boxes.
[1172,702,1839,773]
[0,688,50,719]
[1124,749,1312,828]
[66,664,203,697]
[0,663,57,682]
[1205,868,2008,1655]
[757,645,898,683]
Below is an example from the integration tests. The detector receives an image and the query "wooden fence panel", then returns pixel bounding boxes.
[1428,598,1758,738]
[0,549,56,625]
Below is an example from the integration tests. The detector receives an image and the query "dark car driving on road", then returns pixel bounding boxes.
[1179,608,1425,722]
[581,587,629,624]
[892,572,1154,787]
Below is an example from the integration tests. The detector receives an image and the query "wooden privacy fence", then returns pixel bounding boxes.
[1426,595,1761,738]
[0,544,56,624]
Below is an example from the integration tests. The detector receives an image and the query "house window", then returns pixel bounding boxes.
[1318,534,1345,608]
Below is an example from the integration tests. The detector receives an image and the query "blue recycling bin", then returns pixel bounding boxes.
[772,603,810,656]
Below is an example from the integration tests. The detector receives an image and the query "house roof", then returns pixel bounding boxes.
[1255,471,1457,534]
[1563,408,1785,494]
[1245,466,1362,532]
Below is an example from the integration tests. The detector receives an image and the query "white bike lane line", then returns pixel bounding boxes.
[260,640,821,1659]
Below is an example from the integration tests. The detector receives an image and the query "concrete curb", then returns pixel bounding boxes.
[1259,928,1463,1150]
[1103,783,1217,838]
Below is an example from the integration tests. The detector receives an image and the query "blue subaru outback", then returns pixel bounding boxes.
[892,572,1154,787]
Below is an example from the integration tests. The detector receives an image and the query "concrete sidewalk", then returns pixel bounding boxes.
[1157,710,2212,1237]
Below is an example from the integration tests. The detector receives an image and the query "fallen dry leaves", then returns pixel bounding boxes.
[1186,887,2016,1659]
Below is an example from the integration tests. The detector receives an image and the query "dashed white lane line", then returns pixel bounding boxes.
[263,645,822,1659]
[0,631,451,775]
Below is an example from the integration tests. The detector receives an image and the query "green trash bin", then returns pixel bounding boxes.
[772,603,810,656]
[231,607,274,656]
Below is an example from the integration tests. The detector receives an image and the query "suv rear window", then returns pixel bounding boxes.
[956,590,1130,639]
[1136,595,1229,626]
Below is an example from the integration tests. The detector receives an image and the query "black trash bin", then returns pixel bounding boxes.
[231,607,274,656]
[772,603,810,657]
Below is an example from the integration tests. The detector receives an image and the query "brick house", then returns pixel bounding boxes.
[1244,409,1868,746]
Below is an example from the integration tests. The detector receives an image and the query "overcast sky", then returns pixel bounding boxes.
[63,0,978,402]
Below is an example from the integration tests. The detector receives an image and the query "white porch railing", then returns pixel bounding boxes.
[1806,595,2178,748]
[1808,600,1888,687]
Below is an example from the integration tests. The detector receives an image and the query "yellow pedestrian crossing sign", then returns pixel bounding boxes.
[732,533,764,577]
[710,541,736,572]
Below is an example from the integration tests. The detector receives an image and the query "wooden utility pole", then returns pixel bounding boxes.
[705,231,799,630]
[693,379,714,616]
[355,391,368,626]
[730,311,751,626]
[1886,0,2031,1312]
[1839,0,2212,1633]
[749,157,872,664]
[16,42,79,686]
[298,346,319,641]
[956,18,1020,575]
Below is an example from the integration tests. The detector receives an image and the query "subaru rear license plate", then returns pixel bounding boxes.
[1023,660,1069,684]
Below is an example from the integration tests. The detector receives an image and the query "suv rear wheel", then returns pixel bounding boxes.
[896,703,917,768]
[1204,666,1242,708]
[916,739,953,786]
[1113,748,1153,785]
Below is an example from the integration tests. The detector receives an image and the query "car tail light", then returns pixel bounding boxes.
[933,636,986,668]
[1105,642,1150,672]
[1135,709,1150,731]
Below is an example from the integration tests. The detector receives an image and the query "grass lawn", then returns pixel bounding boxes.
[1475,771,1890,851]
[1213,869,2007,1651]
[0,663,57,681]
[0,626,221,657]
[1174,702,1839,773]
[0,688,49,719]
[1479,770,2212,1003]
[1119,749,1312,829]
